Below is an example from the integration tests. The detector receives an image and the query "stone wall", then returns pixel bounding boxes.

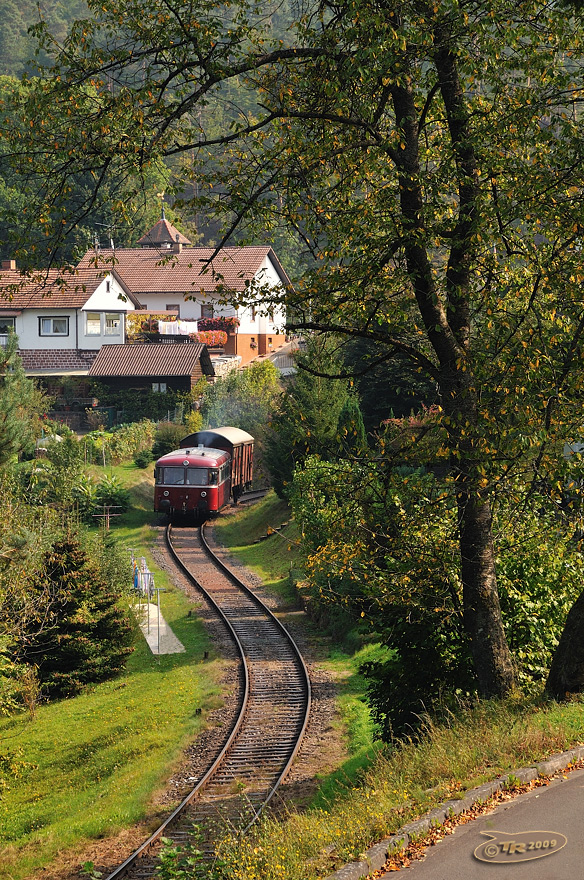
[18,349,98,372]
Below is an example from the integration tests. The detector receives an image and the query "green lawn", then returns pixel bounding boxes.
[0,462,227,880]
[214,494,300,607]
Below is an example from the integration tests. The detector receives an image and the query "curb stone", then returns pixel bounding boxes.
[322,745,584,880]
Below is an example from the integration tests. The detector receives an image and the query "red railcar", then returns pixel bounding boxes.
[154,427,253,519]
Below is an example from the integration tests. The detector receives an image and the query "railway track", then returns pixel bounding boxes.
[105,522,311,879]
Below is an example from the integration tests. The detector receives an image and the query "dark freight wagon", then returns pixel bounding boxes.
[181,428,254,500]
[154,426,254,519]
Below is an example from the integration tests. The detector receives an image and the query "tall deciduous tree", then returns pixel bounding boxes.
[6,0,584,696]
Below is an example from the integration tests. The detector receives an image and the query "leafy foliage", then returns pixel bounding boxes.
[0,334,49,465]
[152,421,187,459]
[0,75,168,266]
[264,336,364,497]
[291,458,473,737]
[83,420,156,465]
[341,341,438,434]
[291,456,584,737]
[89,385,194,424]
[496,511,584,688]
[200,359,280,440]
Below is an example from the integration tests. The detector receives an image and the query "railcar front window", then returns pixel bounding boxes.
[186,468,208,486]
[162,467,185,485]
[208,470,219,486]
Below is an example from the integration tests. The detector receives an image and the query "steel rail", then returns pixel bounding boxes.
[104,520,311,879]
[199,522,312,831]
[104,524,251,880]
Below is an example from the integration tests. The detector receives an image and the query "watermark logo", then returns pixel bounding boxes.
[474,830,567,863]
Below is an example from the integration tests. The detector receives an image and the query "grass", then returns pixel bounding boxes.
[207,695,584,880]
[214,493,301,607]
[309,644,388,812]
[0,462,228,880]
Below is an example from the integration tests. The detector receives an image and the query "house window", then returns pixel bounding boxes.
[250,305,257,322]
[39,316,69,336]
[152,382,167,392]
[106,280,111,292]
[268,308,274,322]
[86,312,101,335]
[0,317,15,334]
[166,304,180,313]
[105,313,121,336]
[201,303,214,319]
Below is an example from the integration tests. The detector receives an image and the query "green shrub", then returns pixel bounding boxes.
[83,421,155,466]
[133,449,153,468]
[291,457,584,739]
[152,422,186,458]
[109,420,156,463]
[95,475,131,514]
[72,473,98,520]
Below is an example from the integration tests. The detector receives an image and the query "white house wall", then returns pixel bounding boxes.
[14,276,135,351]
[136,254,286,334]
[238,256,287,335]
[82,275,133,311]
[137,291,239,322]
[16,308,80,350]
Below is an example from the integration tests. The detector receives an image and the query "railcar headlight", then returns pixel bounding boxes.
[201,491,207,498]
[163,490,169,497]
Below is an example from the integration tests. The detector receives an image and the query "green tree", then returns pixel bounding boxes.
[264,336,362,497]
[0,75,168,267]
[0,333,48,464]
[341,340,438,434]
[8,0,584,696]
[10,530,134,699]
[200,359,280,440]
[292,456,584,736]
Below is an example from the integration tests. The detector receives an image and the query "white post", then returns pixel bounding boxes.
[157,588,161,654]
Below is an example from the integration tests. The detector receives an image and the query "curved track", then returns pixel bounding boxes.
[105,522,311,879]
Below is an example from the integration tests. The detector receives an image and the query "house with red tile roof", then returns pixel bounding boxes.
[77,215,290,364]
[0,216,290,387]
[0,260,141,375]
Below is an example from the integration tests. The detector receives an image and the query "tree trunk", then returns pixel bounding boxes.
[546,591,584,698]
[457,484,515,696]
[389,42,515,699]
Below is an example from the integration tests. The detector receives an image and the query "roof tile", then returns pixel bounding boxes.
[0,266,130,309]
[89,342,214,378]
[76,246,290,295]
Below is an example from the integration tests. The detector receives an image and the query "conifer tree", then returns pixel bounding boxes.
[0,333,47,465]
[12,531,134,699]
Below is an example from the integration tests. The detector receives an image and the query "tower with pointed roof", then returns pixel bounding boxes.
[137,207,192,250]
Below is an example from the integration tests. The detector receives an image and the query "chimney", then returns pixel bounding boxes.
[1,260,16,270]
[172,234,182,254]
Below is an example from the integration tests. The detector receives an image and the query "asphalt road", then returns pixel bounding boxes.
[401,767,584,879]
